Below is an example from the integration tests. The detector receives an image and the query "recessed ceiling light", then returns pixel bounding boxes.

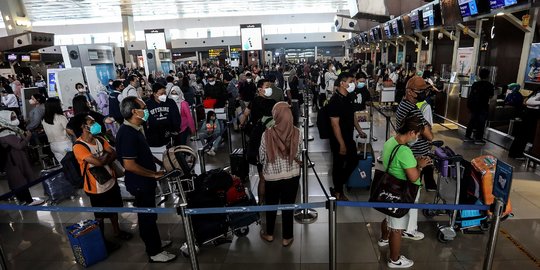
[497,12,504,16]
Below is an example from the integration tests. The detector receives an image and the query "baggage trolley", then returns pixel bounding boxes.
[423,142,487,242]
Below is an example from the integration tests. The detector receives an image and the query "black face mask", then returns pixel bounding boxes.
[415,91,427,102]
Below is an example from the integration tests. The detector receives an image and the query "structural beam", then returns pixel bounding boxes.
[451,30,461,72]
[470,20,483,77]
[427,30,434,65]
[517,8,539,86]
[457,23,480,39]
[0,0,32,35]
[502,13,533,33]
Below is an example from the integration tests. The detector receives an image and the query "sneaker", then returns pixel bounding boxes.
[161,240,172,248]
[28,199,45,206]
[463,137,474,142]
[388,255,414,268]
[402,230,424,241]
[149,251,176,263]
[377,238,389,247]
[474,140,486,145]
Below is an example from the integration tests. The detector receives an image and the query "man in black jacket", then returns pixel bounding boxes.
[109,80,124,124]
[203,74,227,108]
[145,83,181,147]
[465,68,494,145]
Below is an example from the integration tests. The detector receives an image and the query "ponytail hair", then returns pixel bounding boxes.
[396,115,424,135]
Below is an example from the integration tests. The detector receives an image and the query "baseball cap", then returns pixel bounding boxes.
[406,76,428,91]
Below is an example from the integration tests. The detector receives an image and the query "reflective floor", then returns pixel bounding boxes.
[1,107,540,270]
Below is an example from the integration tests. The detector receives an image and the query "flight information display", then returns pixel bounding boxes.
[391,18,403,36]
[490,0,518,10]
[384,22,392,39]
[410,10,422,31]
[459,0,479,16]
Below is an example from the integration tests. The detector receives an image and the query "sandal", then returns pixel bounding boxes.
[282,238,294,247]
[115,231,134,241]
[260,230,274,243]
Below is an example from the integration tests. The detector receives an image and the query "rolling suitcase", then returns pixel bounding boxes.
[41,166,75,204]
[66,220,107,268]
[230,130,249,181]
[347,109,373,189]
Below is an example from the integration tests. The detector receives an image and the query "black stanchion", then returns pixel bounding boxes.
[198,148,206,174]
[483,198,505,270]
[191,105,200,141]
[328,197,337,270]
[179,202,200,270]
[294,149,318,223]
[225,103,233,155]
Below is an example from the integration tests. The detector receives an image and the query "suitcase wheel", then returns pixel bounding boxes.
[233,226,250,237]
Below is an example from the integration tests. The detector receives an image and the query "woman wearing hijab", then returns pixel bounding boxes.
[258,102,302,247]
[169,88,195,145]
[0,110,44,206]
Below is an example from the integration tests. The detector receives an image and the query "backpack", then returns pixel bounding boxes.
[320,74,326,90]
[317,104,331,139]
[247,117,273,165]
[61,137,105,189]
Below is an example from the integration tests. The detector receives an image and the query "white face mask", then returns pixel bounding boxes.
[331,66,336,72]
[77,88,85,93]
[408,135,419,146]
[264,87,273,97]
[158,95,167,102]
[208,81,216,86]
[347,83,356,93]
[246,78,252,83]
[171,95,180,102]
[11,119,20,126]
[29,99,36,105]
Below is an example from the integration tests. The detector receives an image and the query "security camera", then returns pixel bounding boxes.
[438,32,444,40]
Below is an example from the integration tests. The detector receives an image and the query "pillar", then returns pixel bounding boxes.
[427,31,434,65]
[471,20,483,76]
[451,31,461,72]
[122,15,136,68]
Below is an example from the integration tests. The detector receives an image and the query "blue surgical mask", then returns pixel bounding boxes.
[408,136,419,146]
[142,109,149,122]
[357,82,366,88]
[89,123,101,135]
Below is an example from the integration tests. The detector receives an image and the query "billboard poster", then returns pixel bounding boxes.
[397,51,404,65]
[493,160,513,209]
[457,47,474,76]
[525,43,540,83]
[240,24,263,51]
[48,72,58,98]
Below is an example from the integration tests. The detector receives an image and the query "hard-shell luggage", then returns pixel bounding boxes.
[66,220,107,268]
[230,148,249,181]
[470,155,513,217]
[41,167,75,204]
[347,110,373,189]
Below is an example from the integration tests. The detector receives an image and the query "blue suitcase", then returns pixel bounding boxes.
[66,220,107,268]
[347,152,373,189]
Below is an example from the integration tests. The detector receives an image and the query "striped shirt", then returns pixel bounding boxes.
[259,128,303,181]
[396,99,431,157]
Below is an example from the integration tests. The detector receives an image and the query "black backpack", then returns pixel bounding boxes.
[247,117,273,165]
[317,105,331,139]
[61,137,105,189]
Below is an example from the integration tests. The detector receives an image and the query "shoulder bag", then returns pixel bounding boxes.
[369,144,420,218]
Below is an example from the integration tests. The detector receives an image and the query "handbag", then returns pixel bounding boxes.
[369,144,420,218]
[110,160,125,178]
[88,166,113,185]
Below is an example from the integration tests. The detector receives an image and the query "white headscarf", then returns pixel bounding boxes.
[0,110,23,138]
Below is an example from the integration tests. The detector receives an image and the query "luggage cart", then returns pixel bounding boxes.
[423,142,487,243]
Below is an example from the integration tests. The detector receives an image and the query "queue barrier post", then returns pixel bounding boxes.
[178,202,200,270]
[191,106,200,141]
[225,103,233,155]
[482,198,505,270]
[198,148,206,174]
[328,197,337,270]
[293,149,318,223]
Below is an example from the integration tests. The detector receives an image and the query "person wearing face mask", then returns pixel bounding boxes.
[169,89,195,145]
[115,97,176,263]
[239,72,257,106]
[75,82,97,108]
[240,79,277,132]
[353,73,372,112]
[0,110,44,206]
[67,95,106,138]
[464,68,494,145]
[1,85,21,116]
[203,74,228,108]
[377,115,432,269]
[26,93,46,133]
[198,111,223,156]
[145,83,182,147]
[327,72,368,201]
[73,114,132,250]
[392,76,434,240]
[324,63,338,98]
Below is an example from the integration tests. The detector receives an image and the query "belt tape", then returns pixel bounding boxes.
[337,201,490,211]
[0,204,176,214]
[185,202,326,215]
[0,169,63,201]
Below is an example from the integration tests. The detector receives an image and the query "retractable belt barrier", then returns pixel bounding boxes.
[0,168,63,201]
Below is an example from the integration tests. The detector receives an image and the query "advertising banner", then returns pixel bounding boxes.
[457,47,474,75]
[525,43,540,83]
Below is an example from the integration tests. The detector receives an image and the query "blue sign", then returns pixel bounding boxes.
[490,0,517,10]
[493,160,513,207]
[94,64,115,86]
[459,0,479,17]
[48,72,58,97]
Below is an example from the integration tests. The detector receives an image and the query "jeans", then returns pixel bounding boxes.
[465,111,488,140]
[132,188,162,256]
[264,176,300,239]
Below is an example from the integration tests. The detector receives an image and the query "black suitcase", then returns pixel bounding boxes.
[230,148,249,181]
[41,167,75,204]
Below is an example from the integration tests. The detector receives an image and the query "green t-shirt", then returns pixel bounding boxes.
[382,137,421,186]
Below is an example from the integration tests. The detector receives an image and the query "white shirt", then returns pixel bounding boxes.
[526,92,540,109]
[119,84,139,102]
[1,94,18,108]
[41,114,71,143]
